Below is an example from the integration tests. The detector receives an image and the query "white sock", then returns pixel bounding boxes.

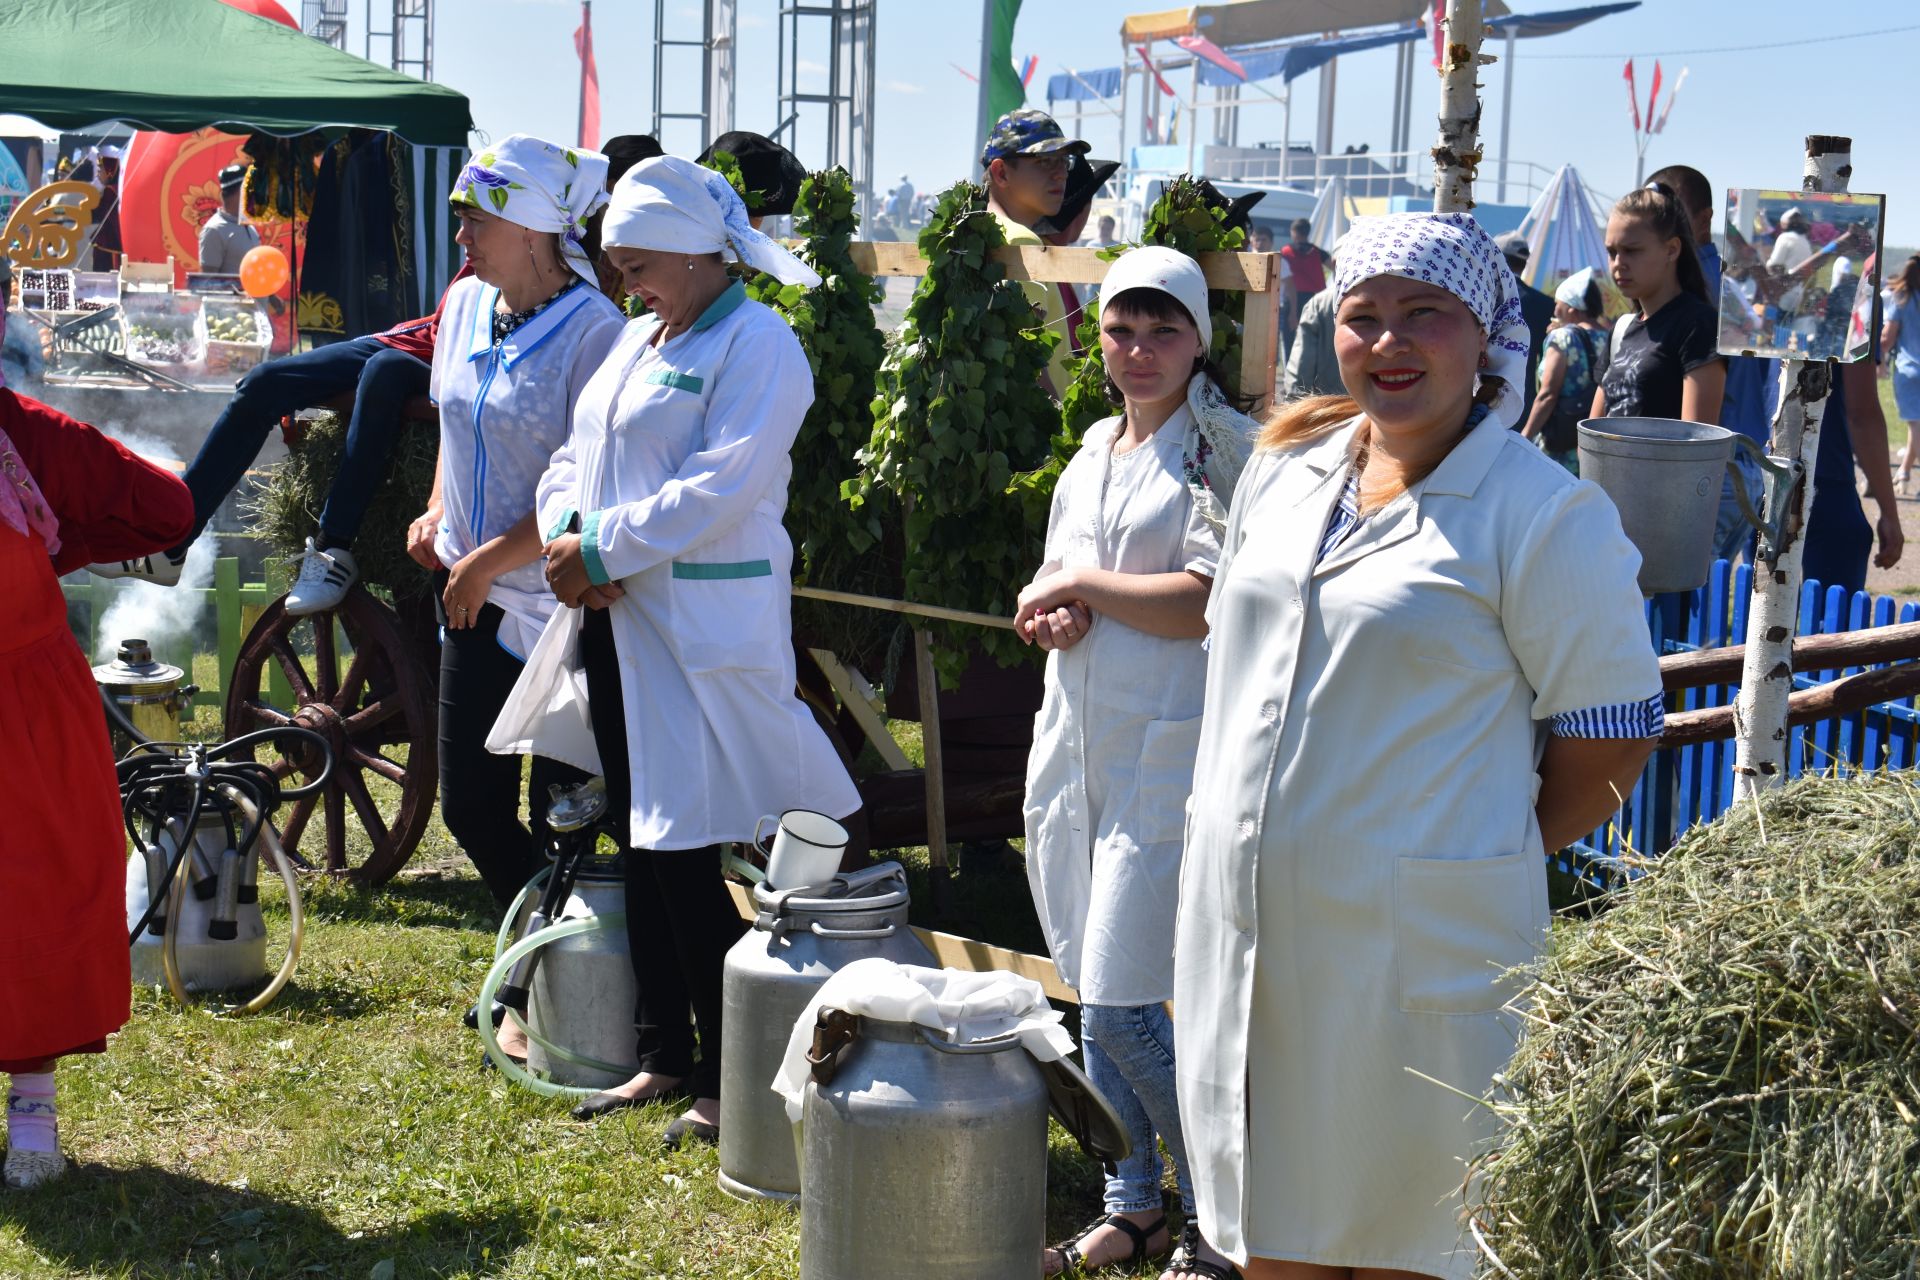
[6,1072,57,1154]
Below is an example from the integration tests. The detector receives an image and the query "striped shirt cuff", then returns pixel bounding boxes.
[1549,693,1665,739]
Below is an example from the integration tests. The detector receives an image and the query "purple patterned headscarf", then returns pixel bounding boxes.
[1330,211,1533,427]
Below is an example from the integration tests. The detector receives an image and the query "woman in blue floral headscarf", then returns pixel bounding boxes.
[405,134,627,939]
[1173,212,1663,1280]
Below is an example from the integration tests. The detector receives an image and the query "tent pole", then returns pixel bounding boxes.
[1389,39,1406,166]
[1496,27,1515,202]
[1398,26,1416,178]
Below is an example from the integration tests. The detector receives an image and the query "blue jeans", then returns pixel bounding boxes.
[177,335,429,552]
[1081,1001,1194,1219]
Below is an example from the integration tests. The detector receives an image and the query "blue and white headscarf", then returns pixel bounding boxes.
[1331,211,1533,427]
[601,156,821,289]
[451,133,610,286]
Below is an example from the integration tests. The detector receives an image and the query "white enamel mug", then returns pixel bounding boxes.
[753,808,849,893]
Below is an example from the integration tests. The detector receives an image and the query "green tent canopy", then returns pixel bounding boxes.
[0,0,471,145]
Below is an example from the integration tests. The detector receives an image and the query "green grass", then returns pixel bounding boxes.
[0,723,1167,1279]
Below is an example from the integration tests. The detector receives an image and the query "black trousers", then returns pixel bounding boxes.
[433,575,584,907]
[580,605,747,1100]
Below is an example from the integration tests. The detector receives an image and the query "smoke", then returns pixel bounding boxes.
[88,424,219,664]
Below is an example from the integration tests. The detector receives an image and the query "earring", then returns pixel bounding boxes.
[1478,352,1489,369]
[686,258,696,272]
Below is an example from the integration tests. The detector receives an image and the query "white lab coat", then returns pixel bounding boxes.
[429,276,626,657]
[503,282,859,850]
[1173,414,1661,1275]
[1023,408,1217,1006]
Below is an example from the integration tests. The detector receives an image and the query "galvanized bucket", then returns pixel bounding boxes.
[1577,417,1772,595]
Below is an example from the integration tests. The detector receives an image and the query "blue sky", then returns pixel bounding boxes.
[435,0,1920,247]
[445,1,1915,244]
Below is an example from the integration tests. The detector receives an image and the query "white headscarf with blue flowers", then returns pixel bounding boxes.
[601,156,821,289]
[451,134,610,286]
[1331,211,1533,427]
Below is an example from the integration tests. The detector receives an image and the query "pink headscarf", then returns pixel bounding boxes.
[0,426,61,555]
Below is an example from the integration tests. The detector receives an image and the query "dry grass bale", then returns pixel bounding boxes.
[1470,771,1920,1280]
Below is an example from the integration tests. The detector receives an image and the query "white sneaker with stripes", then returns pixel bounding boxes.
[284,538,358,616]
[88,550,185,585]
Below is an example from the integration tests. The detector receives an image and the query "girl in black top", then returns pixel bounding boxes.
[1593,184,1726,423]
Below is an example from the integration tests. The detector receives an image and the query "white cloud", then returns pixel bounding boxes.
[797,58,828,76]
[884,80,924,94]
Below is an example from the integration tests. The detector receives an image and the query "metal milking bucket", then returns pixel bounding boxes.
[1576,417,1795,595]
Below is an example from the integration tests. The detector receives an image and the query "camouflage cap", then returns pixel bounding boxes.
[980,109,1092,166]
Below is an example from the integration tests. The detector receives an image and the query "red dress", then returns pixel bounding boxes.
[0,390,193,1067]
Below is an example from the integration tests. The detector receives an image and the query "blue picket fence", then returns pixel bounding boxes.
[1564,558,1920,882]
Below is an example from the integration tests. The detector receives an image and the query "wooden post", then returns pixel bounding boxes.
[1733,135,1850,796]
[913,627,950,913]
[1431,0,1489,213]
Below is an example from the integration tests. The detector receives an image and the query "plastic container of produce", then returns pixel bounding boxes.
[200,297,270,379]
[120,291,205,369]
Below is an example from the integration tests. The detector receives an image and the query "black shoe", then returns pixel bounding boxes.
[661,1113,719,1150]
[570,1081,689,1121]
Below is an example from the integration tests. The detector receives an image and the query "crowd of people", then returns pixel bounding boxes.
[0,100,1907,1280]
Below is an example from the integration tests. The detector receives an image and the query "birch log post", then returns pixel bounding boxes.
[1431,0,1491,213]
[1731,135,1850,796]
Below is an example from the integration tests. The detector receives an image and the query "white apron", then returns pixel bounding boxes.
[1022,409,1217,1006]
[492,282,860,850]
[1173,415,1661,1275]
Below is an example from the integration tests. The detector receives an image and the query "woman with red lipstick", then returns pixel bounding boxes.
[1173,212,1663,1280]
[1021,247,1255,1280]
[1592,183,1724,424]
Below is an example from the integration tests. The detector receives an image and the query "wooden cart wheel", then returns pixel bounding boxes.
[222,586,438,885]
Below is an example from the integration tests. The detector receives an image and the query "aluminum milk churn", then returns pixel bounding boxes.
[797,1014,1054,1280]
[718,861,934,1202]
[523,851,641,1090]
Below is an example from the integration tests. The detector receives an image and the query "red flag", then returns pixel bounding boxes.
[1136,45,1176,98]
[573,2,600,150]
[1646,60,1663,137]
[1623,58,1642,133]
[1431,0,1445,68]
[1176,33,1247,81]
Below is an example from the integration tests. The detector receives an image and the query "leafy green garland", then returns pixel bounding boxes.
[736,168,901,674]
[1014,176,1253,528]
[849,180,1058,684]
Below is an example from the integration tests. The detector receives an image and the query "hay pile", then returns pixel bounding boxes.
[1471,772,1920,1279]
[247,411,438,600]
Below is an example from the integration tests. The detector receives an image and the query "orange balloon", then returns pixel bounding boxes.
[239,245,289,298]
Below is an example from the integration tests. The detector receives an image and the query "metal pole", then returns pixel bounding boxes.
[973,0,994,167]
[1389,39,1406,162]
[1732,135,1851,796]
[576,0,589,149]
[1496,27,1515,203]
[1315,56,1337,158]
[1187,55,1201,173]
[1398,26,1416,179]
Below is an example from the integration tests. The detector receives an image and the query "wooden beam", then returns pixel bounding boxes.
[1660,620,1920,692]
[1239,260,1283,411]
[807,647,912,772]
[794,584,1018,631]
[848,241,1278,292]
[1660,661,1920,748]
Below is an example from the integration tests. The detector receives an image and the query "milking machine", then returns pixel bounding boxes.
[99,638,326,1013]
[476,776,641,1096]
